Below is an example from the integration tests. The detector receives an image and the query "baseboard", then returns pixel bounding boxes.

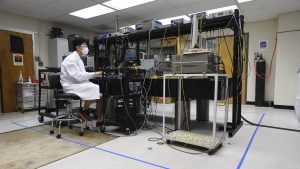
[246,101,273,107]
[273,105,294,110]
[246,101,255,105]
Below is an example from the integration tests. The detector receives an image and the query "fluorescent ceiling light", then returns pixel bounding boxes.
[237,0,254,3]
[69,4,115,19]
[159,15,191,25]
[205,5,238,15]
[103,0,156,10]
[129,25,135,29]
[120,25,136,29]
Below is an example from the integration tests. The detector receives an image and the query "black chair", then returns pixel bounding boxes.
[47,74,86,139]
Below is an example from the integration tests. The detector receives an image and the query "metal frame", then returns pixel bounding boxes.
[49,98,85,138]
[94,9,244,137]
[162,73,229,153]
[38,68,86,138]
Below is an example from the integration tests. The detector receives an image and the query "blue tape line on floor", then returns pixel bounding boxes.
[12,122,169,169]
[236,113,265,169]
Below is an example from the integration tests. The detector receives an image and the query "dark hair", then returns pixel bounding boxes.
[72,37,87,51]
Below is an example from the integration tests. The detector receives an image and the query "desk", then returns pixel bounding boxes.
[98,72,229,136]
[140,77,230,99]
[162,73,229,154]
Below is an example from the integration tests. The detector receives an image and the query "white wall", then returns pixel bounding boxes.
[274,11,300,106]
[244,18,278,102]
[278,11,300,32]
[0,10,96,79]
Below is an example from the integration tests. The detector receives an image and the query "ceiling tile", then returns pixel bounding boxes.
[22,0,59,6]
[90,0,109,3]
[132,0,236,23]
[121,0,170,17]
[141,10,183,21]
[51,13,85,24]
[162,0,206,8]
[178,0,236,15]
[46,0,98,13]
[51,13,107,29]
[86,10,139,31]
[88,10,131,23]
[240,0,300,22]
[1,0,300,32]
[24,7,64,20]
[0,0,39,15]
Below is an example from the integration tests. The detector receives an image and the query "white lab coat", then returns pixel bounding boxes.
[60,51,100,100]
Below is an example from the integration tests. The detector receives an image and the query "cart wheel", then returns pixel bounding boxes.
[38,116,44,123]
[166,140,171,144]
[49,130,54,134]
[100,126,106,133]
[79,132,84,136]
[125,128,130,135]
[56,134,61,139]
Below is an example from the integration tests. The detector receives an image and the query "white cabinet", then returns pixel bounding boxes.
[17,83,47,113]
[48,38,69,67]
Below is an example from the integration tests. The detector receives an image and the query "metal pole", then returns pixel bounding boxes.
[163,75,166,139]
[178,78,182,129]
[232,9,240,129]
[238,14,243,124]
[191,14,199,48]
[115,15,119,32]
[224,76,229,136]
[212,74,218,147]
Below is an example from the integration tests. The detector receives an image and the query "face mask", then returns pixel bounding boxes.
[82,47,89,56]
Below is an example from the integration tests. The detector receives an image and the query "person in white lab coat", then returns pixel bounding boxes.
[60,37,102,121]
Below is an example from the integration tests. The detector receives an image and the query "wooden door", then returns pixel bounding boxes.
[0,29,34,113]
[215,35,248,104]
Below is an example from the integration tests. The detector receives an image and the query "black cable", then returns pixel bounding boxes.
[241,115,300,132]
[147,125,174,132]
[119,78,138,132]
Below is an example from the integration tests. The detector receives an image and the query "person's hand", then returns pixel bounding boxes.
[94,71,103,77]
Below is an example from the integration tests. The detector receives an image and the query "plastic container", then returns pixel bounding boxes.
[28,76,32,84]
[18,70,23,83]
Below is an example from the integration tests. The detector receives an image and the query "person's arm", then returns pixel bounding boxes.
[64,60,94,82]
[94,71,103,77]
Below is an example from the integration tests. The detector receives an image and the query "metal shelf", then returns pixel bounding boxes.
[17,83,47,113]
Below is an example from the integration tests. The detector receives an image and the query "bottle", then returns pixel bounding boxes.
[28,76,32,84]
[18,70,23,83]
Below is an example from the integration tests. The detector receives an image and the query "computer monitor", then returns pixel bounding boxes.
[125,49,137,61]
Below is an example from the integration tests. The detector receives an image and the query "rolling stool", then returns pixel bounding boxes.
[48,74,86,139]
